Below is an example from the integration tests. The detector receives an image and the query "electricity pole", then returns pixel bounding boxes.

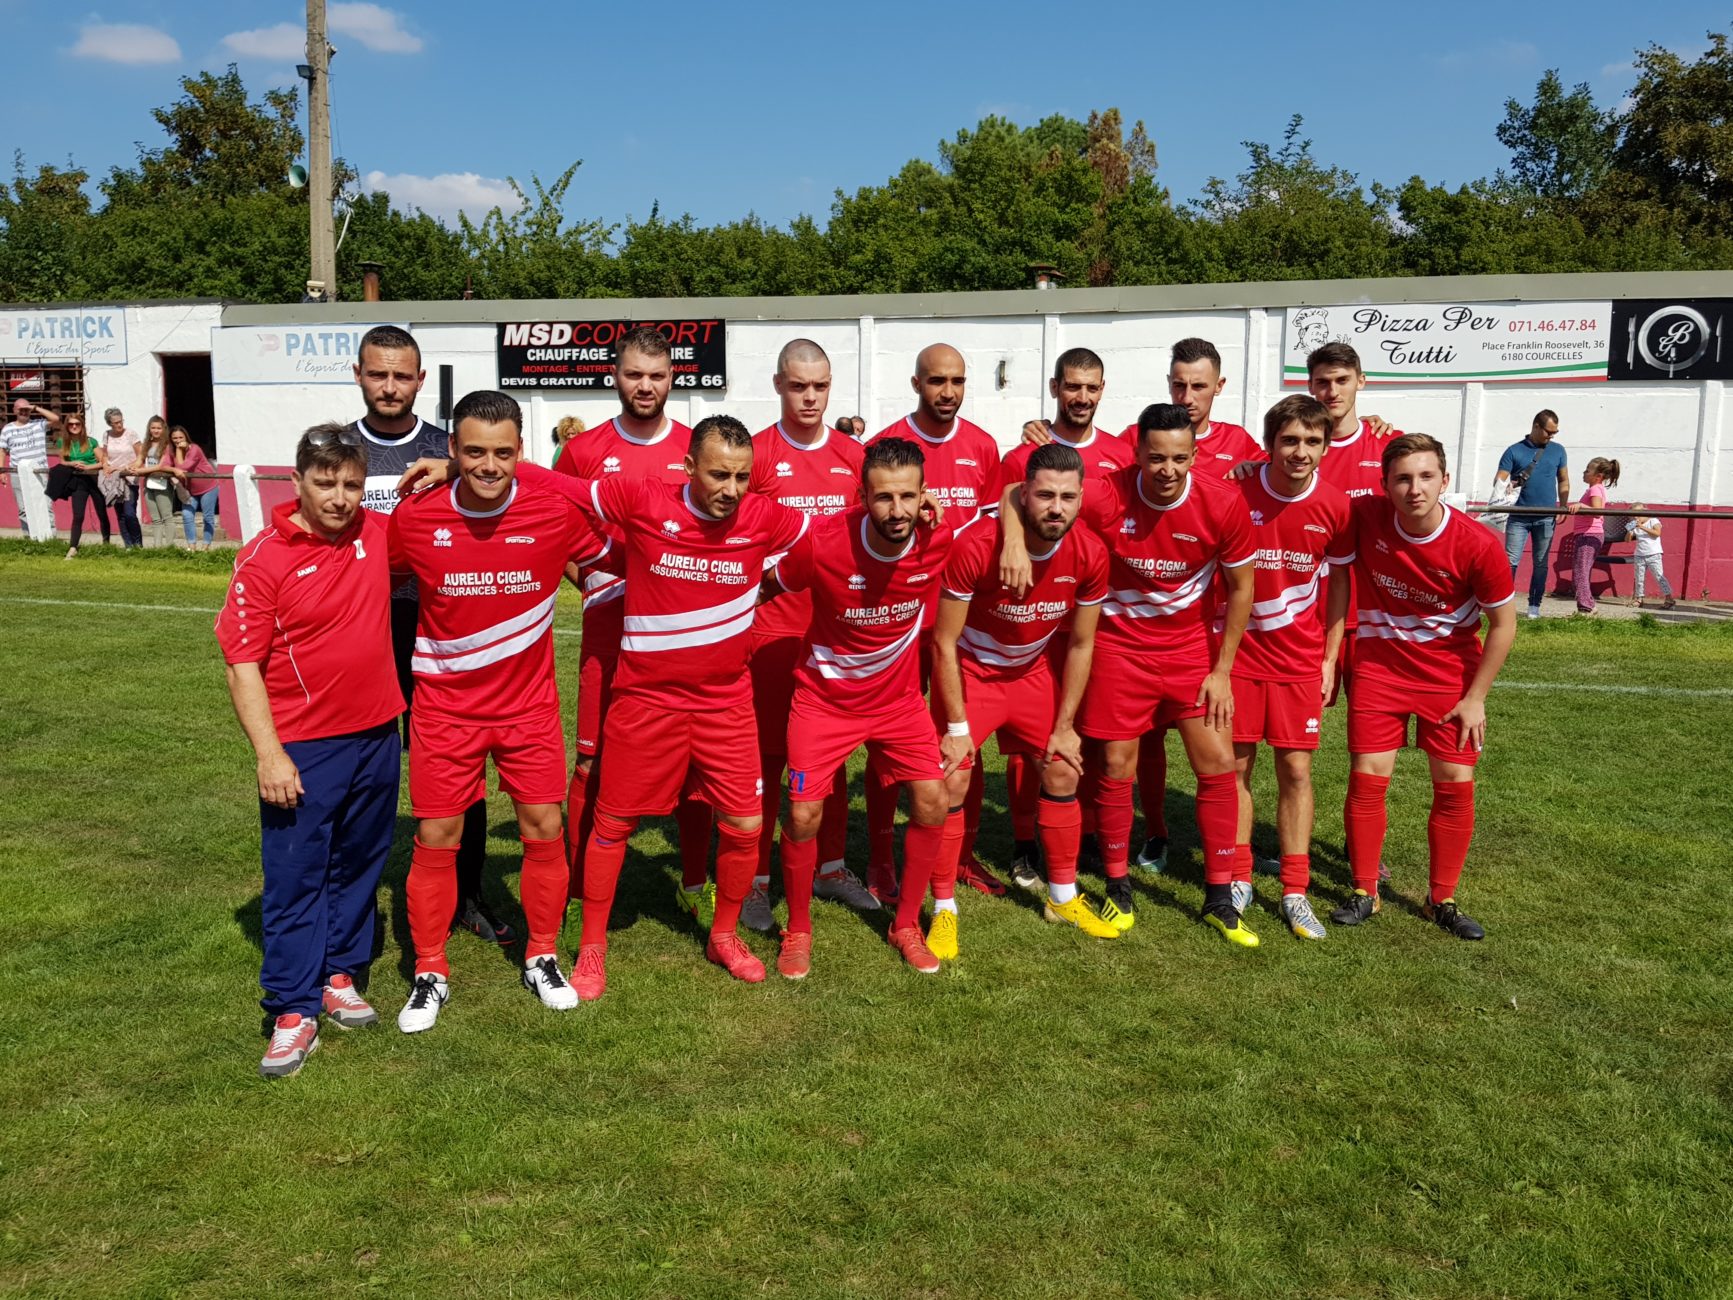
[305,0,337,301]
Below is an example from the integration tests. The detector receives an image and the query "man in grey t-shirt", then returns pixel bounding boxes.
[2,399,63,538]
[1494,409,1571,619]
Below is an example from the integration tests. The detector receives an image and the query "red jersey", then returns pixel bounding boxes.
[869,414,1001,524]
[1317,419,1392,500]
[387,480,609,724]
[1220,468,1354,683]
[747,421,865,639]
[215,502,403,744]
[774,508,954,710]
[1339,498,1515,691]
[1080,467,1257,657]
[997,427,1133,490]
[942,514,1108,680]
[1118,420,1265,478]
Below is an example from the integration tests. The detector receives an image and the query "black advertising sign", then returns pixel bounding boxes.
[496,319,727,390]
[1608,299,1733,381]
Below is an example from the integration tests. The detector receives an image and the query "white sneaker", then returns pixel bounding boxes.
[1526,604,1541,620]
[1230,880,1255,914]
[522,956,579,1011]
[1282,893,1327,940]
[396,973,449,1033]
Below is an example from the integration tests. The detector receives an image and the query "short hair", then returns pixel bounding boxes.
[1026,442,1084,480]
[835,417,855,434]
[689,414,752,459]
[1170,337,1221,371]
[359,325,420,367]
[103,407,123,424]
[1136,402,1193,441]
[1262,394,1331,449]
[1381,432,1447,477]
[863,436,925,482]
[451,389,523,436]
[1307,342,1362,376]
[296,421,367,476]
[1053,347,1104,381]
[555,415,586,438]
[776,338,829,375]
[1533,409,1559,429]
[616,325,670,363]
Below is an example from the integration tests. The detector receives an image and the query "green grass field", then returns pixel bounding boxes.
[2,539,1730,1299]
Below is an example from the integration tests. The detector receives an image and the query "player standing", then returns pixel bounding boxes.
[1328,434,1516,939]
[388,392,612,1032]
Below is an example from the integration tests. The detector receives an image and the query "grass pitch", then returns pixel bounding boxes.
[1,540,1730,1299]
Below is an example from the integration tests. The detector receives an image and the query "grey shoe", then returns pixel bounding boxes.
[741,884,777,933]
[1281,893,1327,940]
[1230,880,1254,914]
[1009,843,1042,891]
[1253,854,1281,877]
[812,866,880,912]
[1134,836,1167,872]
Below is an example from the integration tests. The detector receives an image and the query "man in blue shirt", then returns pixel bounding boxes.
[1494,410,1570,618]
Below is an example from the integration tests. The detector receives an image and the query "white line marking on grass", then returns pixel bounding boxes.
[1,595,219,615]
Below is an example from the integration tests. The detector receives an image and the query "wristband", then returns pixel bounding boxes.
[946,721,971,738]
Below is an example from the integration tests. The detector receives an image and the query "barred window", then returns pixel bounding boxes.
[2,365,87,419]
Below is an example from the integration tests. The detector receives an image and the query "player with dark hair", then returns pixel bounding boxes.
[1329,433,1516,940]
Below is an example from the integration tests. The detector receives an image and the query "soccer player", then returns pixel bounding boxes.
[388,391,613,1032]
[762,437,955,977]
[863,344,1001,901]
[747,340,875,920]
[1000,403,1257,944]
[1223,395,1353,940]
[217,424,403,1077]
[931,442,1117,947]
[1328,434,1516,940]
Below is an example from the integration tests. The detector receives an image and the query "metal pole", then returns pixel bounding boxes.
[306,0,337,300]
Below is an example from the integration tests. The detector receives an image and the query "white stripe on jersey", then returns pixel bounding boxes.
[1354,599,1485,644]
[621,607,757,653]
[959,623,1057,669]
[1246,567,1323,633]
[412,602,556,674]
[1103,559,1218,620]
[415,594,557,656]
[622,582,760,635]
[807,619,923,681]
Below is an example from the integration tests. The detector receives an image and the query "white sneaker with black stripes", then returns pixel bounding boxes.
[522,956,579,1011]
[397,973,449,1034]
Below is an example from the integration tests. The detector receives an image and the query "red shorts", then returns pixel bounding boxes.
[749,632,802,758]
[1077,641,1208,741]
[595,693,763,818]
[1231,674,1325,750]
[1347,669,1481,766]
[573,643,616,758]
[409,707,567,818]
[932,662,1060,758]
[787,688,943,801]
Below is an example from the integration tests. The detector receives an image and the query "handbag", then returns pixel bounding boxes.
[173,479,192,505]
[1484,442,1547,532]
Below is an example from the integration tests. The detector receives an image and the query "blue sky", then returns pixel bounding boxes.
[5,1,1726,231]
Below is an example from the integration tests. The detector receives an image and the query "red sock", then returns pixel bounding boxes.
[581,811,636,949]
[1427,780,1476,904]
[676,798,713,889]
[817,774,849,866]
[960,764,985,864]
[1232,843,1254,885]
[894,820,945,932]
[565,760,598,893]
[406,837,459,976]
[519,835,568,961]
[1037,792,1082,885]
[1096,776,1135,879]
[781,830,819,934]
[865,757,899,873]
[932,806,966,903]
[1138,734,1169,838]
[757,752,784,876]
[710,821,758,937]
[1196,771,1239,886]
[1009,752,1039,840]
[1279,853,1311,895]
[1345,772,1391,895]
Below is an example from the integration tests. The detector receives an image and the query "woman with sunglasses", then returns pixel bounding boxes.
[59,413,111,558]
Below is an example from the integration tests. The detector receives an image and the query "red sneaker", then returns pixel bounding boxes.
[776,929,813,980]
[887,925,941,974]
[706,931,767,983]
[572,943,607,1001]
[867,860,900,905]
[259,1013,319,1078]
[321,973,379,1029]
[956,854,1007,896]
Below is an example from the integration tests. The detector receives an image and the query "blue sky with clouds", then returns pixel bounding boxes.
[5,1,1725,230]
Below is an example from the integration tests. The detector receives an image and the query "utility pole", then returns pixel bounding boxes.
[305,0,337,301]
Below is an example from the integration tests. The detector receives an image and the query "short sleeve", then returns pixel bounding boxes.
[588,472,643,526]
[1469,527,1517,609]
[215,541,279,664]
[1217,492,1257,568]
[1080,475,1123,535]
[386,507,412,579]
[1076,534,1110,606]
[1496,444,1517,475]
[748,450,776,498]
[764,499,809,557]
[1325,499,1357,566]
[564,503,610,567]
[773,528,817,594]
[940,519,990,599]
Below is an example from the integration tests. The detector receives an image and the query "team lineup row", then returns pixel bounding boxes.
[221,325,1515,1075]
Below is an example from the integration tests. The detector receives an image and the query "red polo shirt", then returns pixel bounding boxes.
[214,500,403,744]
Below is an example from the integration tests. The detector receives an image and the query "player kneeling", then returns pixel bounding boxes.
[1330,434,1516,939]
[930,444,1117,945]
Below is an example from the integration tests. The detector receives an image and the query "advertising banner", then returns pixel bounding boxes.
[1607,299,1733,381]
[212,323,407,384]
[496,319,727,390]
[0,307,129,366]
[1282,302,1611,384]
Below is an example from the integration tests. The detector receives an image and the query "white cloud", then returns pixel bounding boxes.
[365,170,521,223]
[222,22,305,61]
[1600,60,1634,79]
[70,21,181,65]
[1436,40,1536,72]
[330,4,423,54]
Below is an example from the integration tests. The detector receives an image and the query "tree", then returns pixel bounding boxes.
[456,163,615,299]
[0,156,94,299]
[1613,30,1733,224]
[1496,71,1616,199]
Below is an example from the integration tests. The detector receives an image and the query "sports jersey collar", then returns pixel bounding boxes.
[1395,502,1451,545]
[271,497,364,546]
[774,420,830,452]
[1331,420,1366,450]
[1052,425,1100,450]
[449,479,518,518]
[354,416,430,447]
[1025,534,1062,562]
[859,513,915,563]
[903,414,957,445]
[681,484,724,524]
[1135,471,1192,513]
[612,415,673,447]
[1258,464,1318,503]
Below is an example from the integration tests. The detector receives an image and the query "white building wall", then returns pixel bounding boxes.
[74,303,222,433]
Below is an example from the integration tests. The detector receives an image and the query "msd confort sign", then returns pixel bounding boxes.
[211,323,407,384]
[0,308,129,365]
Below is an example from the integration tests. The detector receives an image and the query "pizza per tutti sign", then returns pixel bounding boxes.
[1282,302,1611,384]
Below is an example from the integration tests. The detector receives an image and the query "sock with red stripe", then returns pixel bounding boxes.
[1344,772,1391,895]
[959,765,985,866]
[581,811,636,949]
[1279,853,1311,895]
[676,798,713,890]
[1138,736,1169,839]
[817,774,849,867]
[518,834,569,961]
[1196,771,1240,886]
[931,806,966,907]
[710,821,758,938]
[865,757,899,876]
[1427,780,1476,904]
[1008,752,1039,840]
[1096,776,1135,880]
[406,837,459,977]
[893,820,946,932]
[781,830,819,934]
[1232,842,1255,885]
[565,760,598,892]
[1038,792,1082,902]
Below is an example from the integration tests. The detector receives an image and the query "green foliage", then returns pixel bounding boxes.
[1496,70,1617,199]
[1614,32,1733,227]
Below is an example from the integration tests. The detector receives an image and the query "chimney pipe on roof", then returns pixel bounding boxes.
[358,261,383,302]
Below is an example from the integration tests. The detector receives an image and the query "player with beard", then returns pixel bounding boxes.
[760,438,955,977]
[744,340,875,927]
[351,326,513,948]
[863,345,1001,903]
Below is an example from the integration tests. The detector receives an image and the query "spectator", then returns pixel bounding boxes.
[1627,506,1676,609]
[98,407,144,550]
[851,415,867,440]
[58,413,111,559]
[165,426,219,550]
[1569,457,1620,614]
[1,397,63,531]
[834,416,855,437]
[1493,410,1570,619]
[139,417,176,548]
[551,415,586,467]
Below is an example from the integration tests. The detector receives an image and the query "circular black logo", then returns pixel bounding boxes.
[1637,304,1712,375]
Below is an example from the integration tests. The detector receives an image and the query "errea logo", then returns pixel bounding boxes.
[1249,510,1265,527]
[661,519,682,538]
[848,573,866,590]
[776,461,794,478]
[1305,717,1319,733]
[602,456,622,473]
[1121,517,1137,534]
[433,527,453,548]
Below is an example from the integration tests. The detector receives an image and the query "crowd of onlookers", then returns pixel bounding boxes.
[0,398,220,557]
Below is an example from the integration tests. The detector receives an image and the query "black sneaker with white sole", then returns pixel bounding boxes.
[1009,839,1042,891]
[1422,899,1485,940]
[1330,890,1381,926]
[454,897,517,946]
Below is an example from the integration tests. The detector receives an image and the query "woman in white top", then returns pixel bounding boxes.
[97,407,144,549]
[138,417,176,549]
